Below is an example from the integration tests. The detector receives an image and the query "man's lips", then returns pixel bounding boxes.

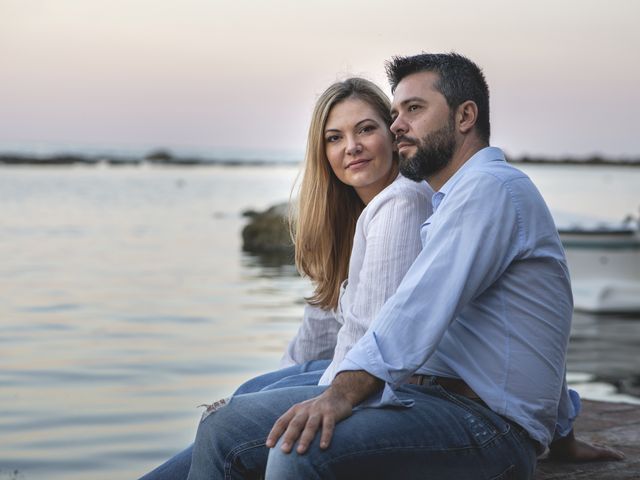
[395,137,416,150]
[397,142,414,150]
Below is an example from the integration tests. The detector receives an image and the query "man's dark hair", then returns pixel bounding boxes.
[386,53,490,143]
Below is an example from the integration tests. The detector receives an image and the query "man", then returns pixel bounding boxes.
[187,53,622,479]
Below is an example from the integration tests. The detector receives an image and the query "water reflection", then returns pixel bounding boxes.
[568,311,640,401]
[240,251,298,277]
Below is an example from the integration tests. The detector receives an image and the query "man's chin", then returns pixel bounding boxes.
[398,147,416,161]
[398,159,424,182]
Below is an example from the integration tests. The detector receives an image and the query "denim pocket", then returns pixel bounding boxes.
[432,384,511,446]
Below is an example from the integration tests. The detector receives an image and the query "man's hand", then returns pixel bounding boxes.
[548,429,625,462]
[265,370,383,454]
[265,387,353,454]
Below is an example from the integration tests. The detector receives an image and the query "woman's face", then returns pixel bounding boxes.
[324,97,396,204]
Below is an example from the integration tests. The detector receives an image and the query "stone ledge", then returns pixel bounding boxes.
[535,400,639,479]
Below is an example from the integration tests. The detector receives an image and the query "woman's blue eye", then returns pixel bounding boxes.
[326,135,340,143]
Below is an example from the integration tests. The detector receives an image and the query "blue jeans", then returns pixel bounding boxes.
[187,382,537,480]
[138,360,329,480]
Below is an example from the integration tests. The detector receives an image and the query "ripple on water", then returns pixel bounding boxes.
[19,303,81,313]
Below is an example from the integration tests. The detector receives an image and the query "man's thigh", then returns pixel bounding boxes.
[266,384,536,480]
[189,385,328,479]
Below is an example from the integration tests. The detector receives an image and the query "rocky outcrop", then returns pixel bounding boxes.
[241,203,293,254]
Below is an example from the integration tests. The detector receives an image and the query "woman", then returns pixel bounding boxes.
[240,76,433,390]
[139,77,433,479]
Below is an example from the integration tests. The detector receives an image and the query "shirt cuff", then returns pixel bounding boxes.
[338,331,411,385]
[353,382,414,410]
[554,388,582,440]
[335,335,414,410]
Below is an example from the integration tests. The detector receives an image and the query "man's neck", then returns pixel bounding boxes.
[427,138,488,191]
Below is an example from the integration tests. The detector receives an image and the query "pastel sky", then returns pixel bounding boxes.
[1,0,639,158]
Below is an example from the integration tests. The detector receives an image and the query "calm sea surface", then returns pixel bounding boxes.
[1,163,639,479]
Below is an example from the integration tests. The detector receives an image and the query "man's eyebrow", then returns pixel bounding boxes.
[391,97,425,115]
[398,97,426,107]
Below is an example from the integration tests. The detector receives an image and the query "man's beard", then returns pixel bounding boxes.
[398,116,456,182]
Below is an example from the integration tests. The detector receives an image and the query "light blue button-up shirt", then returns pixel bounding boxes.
[337,147,578,447]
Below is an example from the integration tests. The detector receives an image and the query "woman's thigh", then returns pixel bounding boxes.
[233,360,330,395]
[140,361,330,479]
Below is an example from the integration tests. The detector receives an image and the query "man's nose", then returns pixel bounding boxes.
[390,115,406,137]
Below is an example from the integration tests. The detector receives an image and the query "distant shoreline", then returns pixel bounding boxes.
[0,153,298,167]
[1,151,639,167]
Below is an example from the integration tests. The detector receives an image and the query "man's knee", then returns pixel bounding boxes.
[264,439,324,480]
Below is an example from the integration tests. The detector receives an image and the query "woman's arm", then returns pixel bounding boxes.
[280,303,342,367]
[320,179,432,383]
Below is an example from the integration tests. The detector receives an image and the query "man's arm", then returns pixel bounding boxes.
[267,171,520,453]
[266,370,383,454]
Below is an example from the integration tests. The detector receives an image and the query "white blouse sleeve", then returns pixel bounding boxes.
[280,303,341,367]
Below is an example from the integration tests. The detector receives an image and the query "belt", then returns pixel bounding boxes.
[407,375,480,400]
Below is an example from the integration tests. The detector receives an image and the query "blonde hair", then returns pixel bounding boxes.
[292,78,396,310]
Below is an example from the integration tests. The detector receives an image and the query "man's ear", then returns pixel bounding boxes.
[456,100,478,134]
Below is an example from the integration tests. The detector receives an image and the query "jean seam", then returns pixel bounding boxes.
[224,439,265,480]
[314,423,515,474]
[317,430,510,478]
[489,464,515,480]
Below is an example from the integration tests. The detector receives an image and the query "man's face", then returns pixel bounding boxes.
[390,71,457,182]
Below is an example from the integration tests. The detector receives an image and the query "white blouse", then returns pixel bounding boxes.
[281,174,433,384]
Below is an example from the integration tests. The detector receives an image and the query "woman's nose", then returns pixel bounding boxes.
[345,137,362,155]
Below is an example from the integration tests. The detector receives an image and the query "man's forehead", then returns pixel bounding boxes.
[391,71,440,105]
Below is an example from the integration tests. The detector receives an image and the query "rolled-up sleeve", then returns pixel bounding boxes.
[554,377,581,439]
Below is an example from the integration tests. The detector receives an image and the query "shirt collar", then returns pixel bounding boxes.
[431,146,506,212]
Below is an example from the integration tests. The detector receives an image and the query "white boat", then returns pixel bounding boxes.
[558,217,640,313]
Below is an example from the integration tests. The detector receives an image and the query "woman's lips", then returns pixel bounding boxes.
[346,159,371,170]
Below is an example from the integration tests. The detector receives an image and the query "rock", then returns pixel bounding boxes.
[145,149,174,162]
[241,202,293,254]
[241,208,259,218]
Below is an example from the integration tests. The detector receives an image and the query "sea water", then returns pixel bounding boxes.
[0,163,638,479]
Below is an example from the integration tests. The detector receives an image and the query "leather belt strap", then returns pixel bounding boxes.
[407,375,480,400]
